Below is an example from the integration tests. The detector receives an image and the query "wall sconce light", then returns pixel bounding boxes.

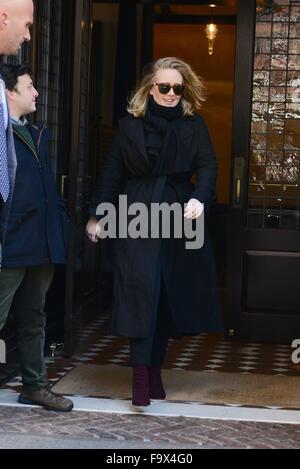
[205,23,218,56]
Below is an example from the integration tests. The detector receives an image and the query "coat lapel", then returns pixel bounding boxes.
[178,117,196,151]
[125,118,151,168]
[28,124,41,148]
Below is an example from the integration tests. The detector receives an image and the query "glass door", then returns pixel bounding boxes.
[227,0,300,343]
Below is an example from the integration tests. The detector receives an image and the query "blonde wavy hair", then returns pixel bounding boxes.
[127,57,206,118]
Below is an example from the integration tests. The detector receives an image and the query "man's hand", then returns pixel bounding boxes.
[184,198,204,220]
[86,217,101,243]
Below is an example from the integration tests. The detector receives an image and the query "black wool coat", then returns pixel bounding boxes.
[90,113,223,338]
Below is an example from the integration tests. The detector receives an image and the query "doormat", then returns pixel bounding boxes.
[51,364,300,409]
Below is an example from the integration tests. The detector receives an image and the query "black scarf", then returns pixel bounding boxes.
[143,96,183,170]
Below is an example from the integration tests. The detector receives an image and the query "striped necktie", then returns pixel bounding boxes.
[0,80,10,203]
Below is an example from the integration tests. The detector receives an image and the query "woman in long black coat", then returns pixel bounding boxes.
[87,57,223,406]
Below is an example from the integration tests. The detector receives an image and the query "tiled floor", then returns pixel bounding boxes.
[2,313,300,448]
[3,313,299,396]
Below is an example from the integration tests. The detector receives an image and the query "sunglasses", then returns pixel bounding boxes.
[153,83,185,96]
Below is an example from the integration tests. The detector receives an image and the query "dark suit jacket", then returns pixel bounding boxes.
[0,95,17,268]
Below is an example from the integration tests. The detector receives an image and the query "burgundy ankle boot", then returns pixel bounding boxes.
[132,365,150,406]
[149,366,166,400]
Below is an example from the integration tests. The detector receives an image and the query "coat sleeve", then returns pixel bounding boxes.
[191,117,217,210]
[89,130,126,218]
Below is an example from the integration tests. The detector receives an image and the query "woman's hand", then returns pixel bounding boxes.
[184,198,204,220]
[86,216,101,243]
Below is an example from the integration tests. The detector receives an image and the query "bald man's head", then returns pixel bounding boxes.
[0,0,34,55]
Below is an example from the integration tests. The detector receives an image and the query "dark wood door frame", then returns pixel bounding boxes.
[64,0,96,357]
[64,0,86,355]
[226,0,256,340]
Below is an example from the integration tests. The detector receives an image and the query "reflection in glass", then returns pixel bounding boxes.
[248,0,300,230]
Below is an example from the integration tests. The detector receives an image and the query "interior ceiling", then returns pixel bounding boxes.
[154,0,236,3]
[155,2,237,16]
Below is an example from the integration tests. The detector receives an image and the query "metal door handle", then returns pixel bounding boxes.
[61,175,68,198]
[235,178,241,205]
[233,158,244,207]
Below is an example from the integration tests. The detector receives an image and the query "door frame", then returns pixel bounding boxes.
[64,0,93,356]
[226,0,256,340]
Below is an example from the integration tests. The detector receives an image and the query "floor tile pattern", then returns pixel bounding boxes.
[3,314,299,399]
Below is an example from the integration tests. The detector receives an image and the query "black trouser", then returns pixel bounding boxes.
[129,273,175,367]
[0,265,55,390]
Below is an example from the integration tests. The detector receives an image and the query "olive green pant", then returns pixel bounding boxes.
[0,265,55,390]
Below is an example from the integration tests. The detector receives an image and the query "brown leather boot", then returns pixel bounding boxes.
[18,387,73,412]
[132,365,150,407]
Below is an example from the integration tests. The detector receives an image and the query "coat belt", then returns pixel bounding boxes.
[127,172,193,204]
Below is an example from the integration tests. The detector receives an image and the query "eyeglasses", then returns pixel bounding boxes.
[153,83,185,96]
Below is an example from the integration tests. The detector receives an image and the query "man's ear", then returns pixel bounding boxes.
[0,13,8,31]
[6,89,16,103]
